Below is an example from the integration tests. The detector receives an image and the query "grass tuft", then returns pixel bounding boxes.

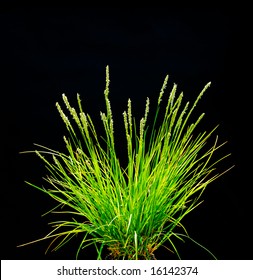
[19,66,233,259]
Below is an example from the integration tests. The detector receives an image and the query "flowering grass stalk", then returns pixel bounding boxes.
[19,66,232,259]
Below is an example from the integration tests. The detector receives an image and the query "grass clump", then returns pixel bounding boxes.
[19,66,232,259]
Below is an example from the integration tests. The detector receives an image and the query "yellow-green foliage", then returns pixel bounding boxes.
[19,66,232,259]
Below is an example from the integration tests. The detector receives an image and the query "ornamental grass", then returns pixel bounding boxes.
[19,66,232,260]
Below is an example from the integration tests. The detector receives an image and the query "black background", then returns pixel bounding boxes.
[1,8,251,260]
